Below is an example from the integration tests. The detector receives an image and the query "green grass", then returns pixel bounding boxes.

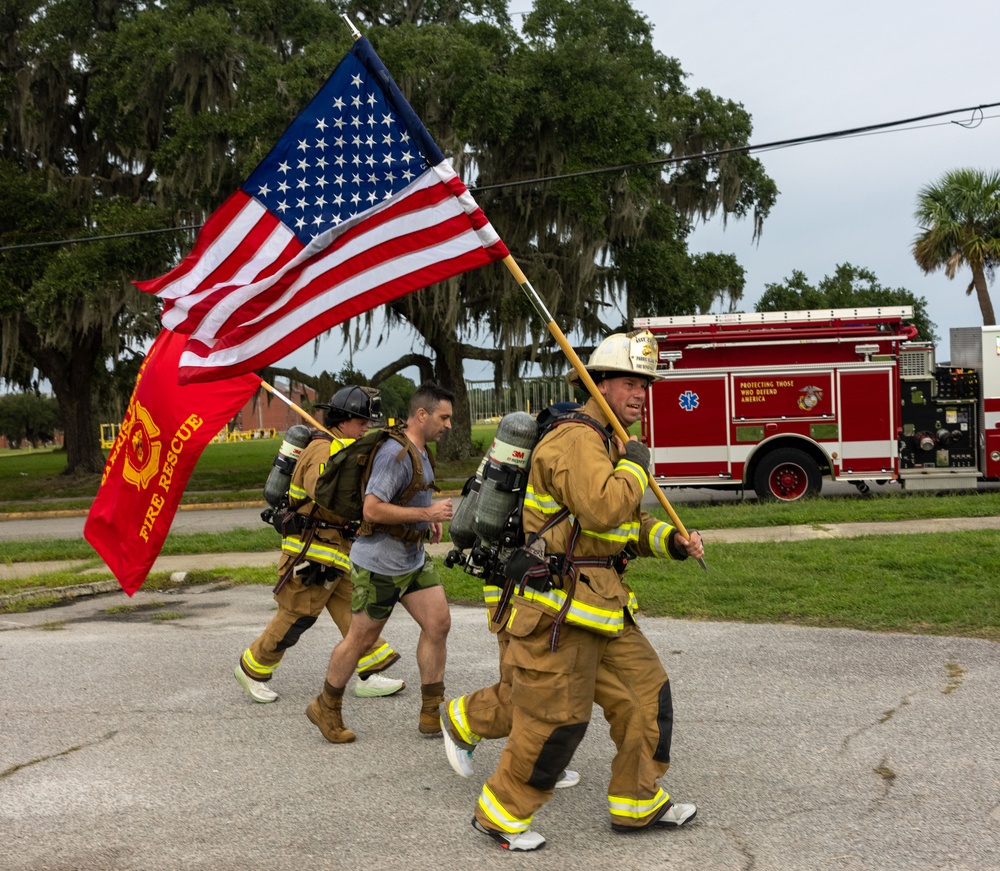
[3,425,1000,639]
[3,533,998,640]
[652,488,1000,530]
[0,426,501,511]
[438,530,1000,642]
[0,526,275,563]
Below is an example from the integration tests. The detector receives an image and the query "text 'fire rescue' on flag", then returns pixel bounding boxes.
[136,36,509,385]
[84,329,262,595]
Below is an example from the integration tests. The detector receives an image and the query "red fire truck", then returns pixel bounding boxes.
[635,307,1000,501]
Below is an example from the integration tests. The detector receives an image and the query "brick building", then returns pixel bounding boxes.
[233,377,320,435]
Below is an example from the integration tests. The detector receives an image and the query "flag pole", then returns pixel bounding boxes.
[260,381,336,438]
[501,254,708,573]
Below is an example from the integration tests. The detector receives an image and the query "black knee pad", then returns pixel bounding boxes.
[528,721,588,791]
[275,614,318,651]
[654,679,673,763]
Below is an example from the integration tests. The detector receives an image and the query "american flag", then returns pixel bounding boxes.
[137,36,509,384]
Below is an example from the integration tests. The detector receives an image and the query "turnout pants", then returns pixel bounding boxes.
[241,555,398,681]
[474,607,673,834]
[444,629,513,746]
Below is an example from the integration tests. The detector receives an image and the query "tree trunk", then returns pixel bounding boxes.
[22,323,106,475]
[432,339,476,461]
[971,264,997,326]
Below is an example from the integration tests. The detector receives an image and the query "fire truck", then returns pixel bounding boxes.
[635,307,1000,501]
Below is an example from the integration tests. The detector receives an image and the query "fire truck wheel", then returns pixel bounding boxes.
[753,448,821,501]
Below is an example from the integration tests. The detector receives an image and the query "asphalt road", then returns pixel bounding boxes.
[2,585,999,871]
[3,489,1000,869]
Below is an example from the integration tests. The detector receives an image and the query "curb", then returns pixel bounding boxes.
[1,578,121,608]
[0,542,458,610]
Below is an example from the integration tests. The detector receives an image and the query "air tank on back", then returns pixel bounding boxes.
[263,424,312,507]
[448,455,486,551]
[474,411,538,545]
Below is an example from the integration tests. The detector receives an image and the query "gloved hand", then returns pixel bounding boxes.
[622,439,651,471]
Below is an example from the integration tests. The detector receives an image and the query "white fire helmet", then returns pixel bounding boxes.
[566,329,664,387]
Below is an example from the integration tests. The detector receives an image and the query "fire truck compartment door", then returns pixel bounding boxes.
[649,375,730,479]
[836,368,897,476]
[985,428,1000,479]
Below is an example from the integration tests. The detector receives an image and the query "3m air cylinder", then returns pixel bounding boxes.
[448,456,486,551]
[474,411,538,545]
[263,424,312,507]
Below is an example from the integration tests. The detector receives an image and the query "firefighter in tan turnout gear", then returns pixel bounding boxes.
[234,386,404,703]
[452,331,704,852]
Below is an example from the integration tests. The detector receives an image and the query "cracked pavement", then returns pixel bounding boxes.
[2,585,998,869]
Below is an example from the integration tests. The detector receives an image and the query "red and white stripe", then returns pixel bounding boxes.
[137,161,507,384]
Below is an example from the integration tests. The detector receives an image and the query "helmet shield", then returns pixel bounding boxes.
[566,329,663,387]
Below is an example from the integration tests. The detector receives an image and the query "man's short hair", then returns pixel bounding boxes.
[409,381,455,417]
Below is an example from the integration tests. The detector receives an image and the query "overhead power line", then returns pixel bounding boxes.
[471,102,1000,191]
[1,101,998,254]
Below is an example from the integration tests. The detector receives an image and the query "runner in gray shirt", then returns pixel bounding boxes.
[350,433,436,576]
[306,381,456,743]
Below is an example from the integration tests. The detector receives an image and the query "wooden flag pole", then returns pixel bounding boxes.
[501,254,707,572]
[260,381,336,438]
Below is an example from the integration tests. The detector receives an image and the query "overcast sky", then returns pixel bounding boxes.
[281,0,999,379]
[643,0,998,359]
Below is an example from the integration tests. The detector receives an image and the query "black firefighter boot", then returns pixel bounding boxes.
[306,682,357,743]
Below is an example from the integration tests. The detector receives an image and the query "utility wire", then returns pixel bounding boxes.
[471,102,1000,191]
[0,224,203,252]
[1,101,997,254]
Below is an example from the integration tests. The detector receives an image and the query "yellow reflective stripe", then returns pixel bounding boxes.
[580,521,639,545]
[280,536,350,571]
[478,784,533,833]
[447,696,482,746]
[523,486,562,514]
[289,482,308,501]
[483,584,502,607]
[241,648,277,676]
[626,589,638,617]
[519,588,625,634]
[525,494,638,546]
[356,642,396,674]
[328,436,354,457]
[647,521,674,558]
[616,457,649,489]
[608,787,671,820]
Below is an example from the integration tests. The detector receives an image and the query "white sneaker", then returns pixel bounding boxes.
[654,801,697,827]
[441,713,474,777]
[472,819,546,851]
[354,672,405,698]
[555,769,580,789]
[234,664,278,703]
[612,800,698,832]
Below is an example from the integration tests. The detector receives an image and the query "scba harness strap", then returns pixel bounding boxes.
[356,428,438,545]
[491,413,630,651]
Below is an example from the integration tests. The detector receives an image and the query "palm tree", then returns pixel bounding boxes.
[913,168,1000,325]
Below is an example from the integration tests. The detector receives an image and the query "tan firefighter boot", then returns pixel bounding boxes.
[306,682,356,744]
[418,681,444,736]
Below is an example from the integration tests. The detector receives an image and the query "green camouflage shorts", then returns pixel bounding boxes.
[349,557,442,621]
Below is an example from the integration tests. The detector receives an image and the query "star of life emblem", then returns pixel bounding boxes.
[678,390,699,412]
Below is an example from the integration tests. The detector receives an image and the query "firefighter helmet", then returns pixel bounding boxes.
[314,385,383,426]
[566,329,664,386]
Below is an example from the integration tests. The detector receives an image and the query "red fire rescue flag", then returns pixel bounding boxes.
[84,330,262,595]
[135,36,508,384]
